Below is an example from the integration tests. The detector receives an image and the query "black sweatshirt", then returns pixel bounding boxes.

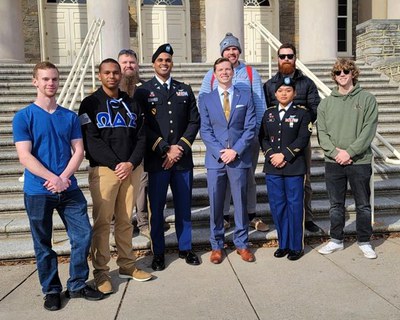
[78,87,145,170]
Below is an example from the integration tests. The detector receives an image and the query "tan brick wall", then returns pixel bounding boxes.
[279,0,298,49]
[21,0,41,63]
[190,0,206,62]
[128,1,139,52]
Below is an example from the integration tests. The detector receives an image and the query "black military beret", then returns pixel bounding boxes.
[152,43,174,63]
[275,77,296,92]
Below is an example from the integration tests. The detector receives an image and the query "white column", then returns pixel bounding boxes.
[387,0,400,19]
[0,0,24,62]
[87,0,130,62]
[371,0,387,18]
[299,0,337,62]
[205,0,244,62]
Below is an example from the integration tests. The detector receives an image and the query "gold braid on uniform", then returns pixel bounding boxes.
[263,148,272,156]
[180,137,192,148]
[286,147,295,157]
[152,137,162,151]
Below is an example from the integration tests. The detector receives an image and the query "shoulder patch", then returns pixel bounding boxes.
[79,113,91,125]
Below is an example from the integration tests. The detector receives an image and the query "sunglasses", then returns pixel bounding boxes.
[334,69,351,76]
[278,54,295,60]
[118,49,137,59]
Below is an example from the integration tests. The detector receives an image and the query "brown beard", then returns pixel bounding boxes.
[120,72,140,97]
[279,62,296,75]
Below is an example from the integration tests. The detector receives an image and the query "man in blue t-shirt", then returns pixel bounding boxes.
[12,62,103,311]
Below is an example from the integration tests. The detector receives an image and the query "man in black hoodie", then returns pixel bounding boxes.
[79,58,152,295]
[263,43,322,233]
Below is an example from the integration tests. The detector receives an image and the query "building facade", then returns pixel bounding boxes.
[1,0,399,64]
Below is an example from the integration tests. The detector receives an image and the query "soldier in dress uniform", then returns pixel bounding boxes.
[134,44,201,271]
[259,77,312,261]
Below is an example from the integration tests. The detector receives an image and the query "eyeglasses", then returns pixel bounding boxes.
[118,49,137,59]
[278,54,295,60]
[334,69,351,76]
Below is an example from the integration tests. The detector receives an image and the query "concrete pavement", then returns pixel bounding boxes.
[1,237,400,320]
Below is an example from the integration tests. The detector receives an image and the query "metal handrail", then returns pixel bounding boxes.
[19,18,104,183]
[57,18,105,110]
[249,20,400,165]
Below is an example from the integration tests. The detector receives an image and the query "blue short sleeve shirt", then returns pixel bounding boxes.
[13,104,82,195]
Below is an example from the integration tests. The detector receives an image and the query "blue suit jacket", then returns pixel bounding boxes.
[199,87,256,169]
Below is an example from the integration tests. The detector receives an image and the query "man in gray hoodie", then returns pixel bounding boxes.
[317,58,378,259]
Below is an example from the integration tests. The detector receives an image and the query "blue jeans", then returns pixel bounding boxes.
[325,162,373,242]
[24,189,92,294]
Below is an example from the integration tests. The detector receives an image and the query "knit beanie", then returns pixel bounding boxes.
[219,32,242,55]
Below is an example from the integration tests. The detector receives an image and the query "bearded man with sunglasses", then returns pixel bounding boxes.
[263,43,322,234]
[317,58,378,259]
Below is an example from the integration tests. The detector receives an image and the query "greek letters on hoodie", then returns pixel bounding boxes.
[78,87,145,170]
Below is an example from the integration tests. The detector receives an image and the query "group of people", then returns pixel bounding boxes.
[12,32,378,311]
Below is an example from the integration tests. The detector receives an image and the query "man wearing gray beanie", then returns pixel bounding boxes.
[219,32,242,55]
[199,32,268,233]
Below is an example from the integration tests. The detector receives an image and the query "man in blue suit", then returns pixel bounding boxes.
[199,57,256,264]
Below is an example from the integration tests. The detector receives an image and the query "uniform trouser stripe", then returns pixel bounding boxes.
[266,174,305,251]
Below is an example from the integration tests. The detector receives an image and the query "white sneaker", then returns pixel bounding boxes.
[359,244,377,259]
[318,241,344,255]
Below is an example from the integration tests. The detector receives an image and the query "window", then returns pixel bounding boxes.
[142,0,183,5]
[47,0,86,3]
[337,0,347,52]
[244,0,270,6]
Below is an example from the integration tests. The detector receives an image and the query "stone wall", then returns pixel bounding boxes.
[21,0,41,63]
[190,0,206,62]
[351,0,358,57]
[128,0,139,52]
[279,0,298,50]
[356,19,400,81]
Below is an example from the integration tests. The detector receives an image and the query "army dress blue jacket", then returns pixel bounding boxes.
[134,77,200,172]
[259,103,312,176]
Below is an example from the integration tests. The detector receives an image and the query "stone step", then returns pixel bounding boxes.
[0,61,384,70]
[1,193,398,234]
[1,201,400,260]
[1,98,400,116]
[0,85,398,100]
[1,176,400,215]
[1,143,400,167]
[0,73,394,87]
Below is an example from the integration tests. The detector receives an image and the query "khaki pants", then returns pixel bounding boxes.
[135,169,149,229]
[89,165,143,277]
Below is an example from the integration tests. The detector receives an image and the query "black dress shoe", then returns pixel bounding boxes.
[151,254,165,271]
[43,293,61,311]
[274,248,289,258]
[179,250,201,265]
[66,285,104,301]
[287,250,304,261]
[305,221,322,233]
